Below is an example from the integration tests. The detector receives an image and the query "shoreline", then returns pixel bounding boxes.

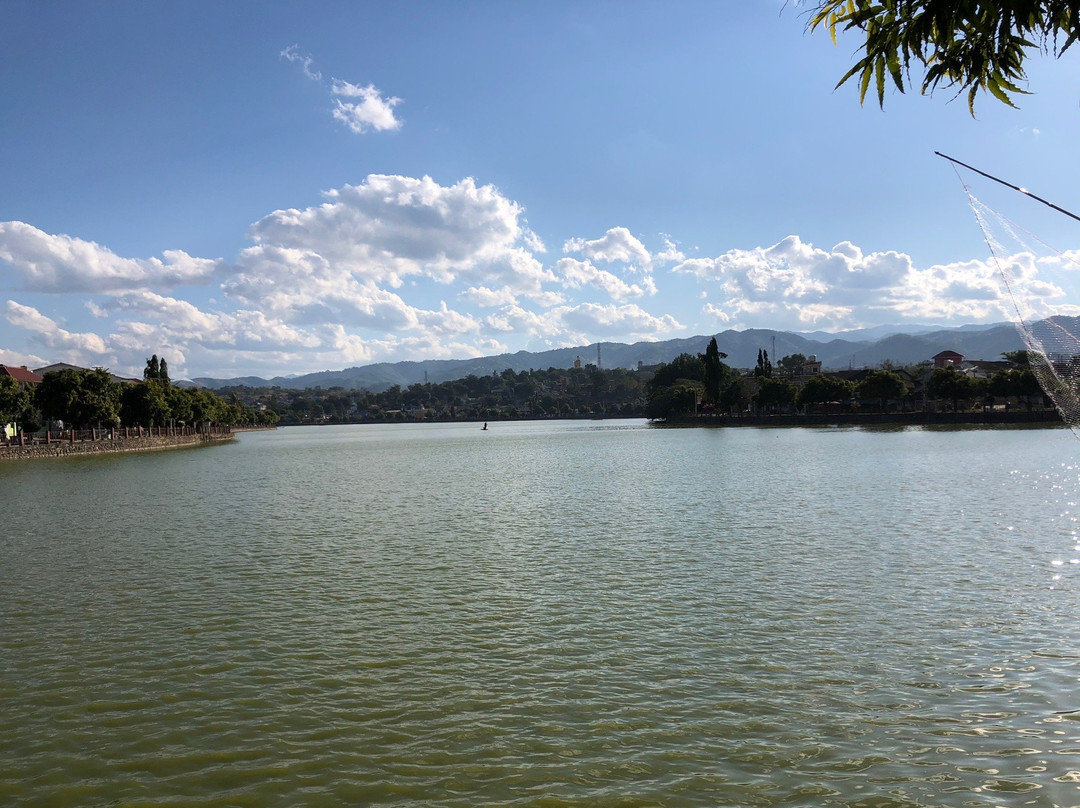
[0,432,236,461]
[659,409,1064,428]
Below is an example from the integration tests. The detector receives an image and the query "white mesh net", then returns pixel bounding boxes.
[962,179,1080,432]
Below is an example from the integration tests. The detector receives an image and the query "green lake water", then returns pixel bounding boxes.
[2,420,1080,807]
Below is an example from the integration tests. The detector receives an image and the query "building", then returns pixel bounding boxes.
[0,365,44,385]
[932,350,964,369]
[34,362,140,385]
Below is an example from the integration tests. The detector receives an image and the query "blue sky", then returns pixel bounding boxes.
[2,1,1080,379]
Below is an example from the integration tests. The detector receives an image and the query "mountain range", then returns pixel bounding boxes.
[187,321,1034,392]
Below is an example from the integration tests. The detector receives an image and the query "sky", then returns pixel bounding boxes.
[3,1,1080,380]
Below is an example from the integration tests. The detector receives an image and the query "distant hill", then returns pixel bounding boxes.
[189,322,1025,392]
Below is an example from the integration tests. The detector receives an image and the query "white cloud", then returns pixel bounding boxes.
[6,300,108,357]
[702,302,730,324]
[459,285,519,307]
[281,46,401,135]
[485,304,564,338]
[331,80,402,133]
[0,348,49,369]
[671,235,1069,331]
[565,226,652,270]
[236,175,555,304]
[554,302,681,337]
[281,45,322,81]
[0,222,219,292]
[556,257,653,300]
[655,235,685,264]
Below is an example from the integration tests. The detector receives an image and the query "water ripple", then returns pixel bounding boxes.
[3,423,1080,806]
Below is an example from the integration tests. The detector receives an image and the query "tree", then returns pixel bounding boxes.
[754,348,773,378]
[143,354,171,385]
[857,369,909,411]
[989,367,1042,407]
[755,376,798,411]
[1002,349,1031,367]
[645,382,701,420]
[777,353,807,377]
[701,338,728,404]
[36,368,120,427]
[80,368,122,427]
[797,374,856,411]
[927,366,981,409]
[0,375,32,433]
[810,0,1080,113]
[651,353,705,389]
[120,380,171,427]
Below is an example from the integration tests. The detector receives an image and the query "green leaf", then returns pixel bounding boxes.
[986,75,1020,108]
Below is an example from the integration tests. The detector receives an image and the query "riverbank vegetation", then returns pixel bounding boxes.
[5,356,278,440]
[643,339,1046,421]
[219,365,649,425]
[207,343,1049,426]
[8,345,1048,437]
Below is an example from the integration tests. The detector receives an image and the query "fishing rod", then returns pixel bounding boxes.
[935,151,1080,224]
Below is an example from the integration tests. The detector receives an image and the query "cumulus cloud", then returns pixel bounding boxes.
[0,222,219,293]
[559,226,661,302]
[485,301,681,347]
[459,285,519,307]
[556,257,654,300]
[6,300,108,356]
[331,80,402,133]
[555,302,681,336]
[672,235,1060,331]
[281,45,401,134]
[14,166,1077,380]
[242,175,542,288]
[565,226,652,270]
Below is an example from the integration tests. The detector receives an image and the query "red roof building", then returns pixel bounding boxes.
[932,351,964,369]
[0,365,43,384]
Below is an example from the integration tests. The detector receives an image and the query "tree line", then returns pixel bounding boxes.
[4,346,1044,433]
[0,356,279,435]
[644,340,1044,420]
[219,365,649,424]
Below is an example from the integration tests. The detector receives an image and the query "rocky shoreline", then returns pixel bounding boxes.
[0,432,236,461]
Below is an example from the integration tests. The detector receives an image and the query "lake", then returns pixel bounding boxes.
[2,420,1080,807]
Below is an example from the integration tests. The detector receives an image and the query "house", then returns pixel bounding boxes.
[800,355,822,375]
[34,362,140,385]
[0,365,43,385]
[932,350,964,368]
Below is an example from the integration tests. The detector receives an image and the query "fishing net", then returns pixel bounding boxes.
[957,172,1080,433]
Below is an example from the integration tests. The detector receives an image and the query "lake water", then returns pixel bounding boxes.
[3,420,1080,807]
